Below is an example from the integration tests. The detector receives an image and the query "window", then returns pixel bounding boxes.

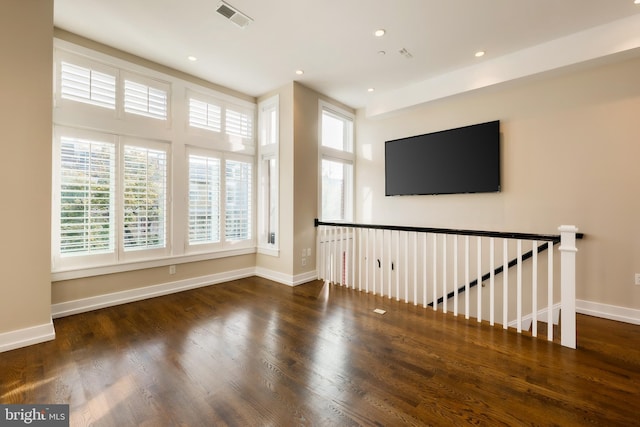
[123,145,167,250]
[225,159,252,241]
[319,101,354,222]
[53,129,169,268]
[188,153,221,245]
[60,62,116,109]
[124,79,168,120]
[58,135,115,256]
[321,158,352,221]
[226,108,253,139]
[257,96,279,252]
[189,98,222,132]
[53,42,256,274]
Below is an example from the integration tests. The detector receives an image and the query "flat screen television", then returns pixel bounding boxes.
[385,120,501,196]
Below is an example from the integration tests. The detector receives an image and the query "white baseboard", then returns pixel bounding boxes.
[51,267,255,318]
[52,267,321,319]
[255,267,318,287]
[0,320,55,353]
[577,299,640,325]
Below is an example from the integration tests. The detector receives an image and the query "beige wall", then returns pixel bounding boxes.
[52,255,256,304]
[356,56,640,310]
[292,83,320,275]
[0,0,54,334]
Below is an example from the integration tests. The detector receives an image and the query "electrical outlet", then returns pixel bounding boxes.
[302,258,307,266]
[635,273,640,285]
[169,265,176,275]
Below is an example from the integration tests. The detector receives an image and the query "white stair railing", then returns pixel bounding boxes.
[315,220,580,349]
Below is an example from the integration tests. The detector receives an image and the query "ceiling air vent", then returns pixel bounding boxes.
[216,1,253,29]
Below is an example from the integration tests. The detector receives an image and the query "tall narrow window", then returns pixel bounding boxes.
[262,156,278,244]
[58,136,115,255]
[257,96,279,251]
[188,154,221,245]
[319,102,354,222]
[225,159,252,241]
[123,145,167,250]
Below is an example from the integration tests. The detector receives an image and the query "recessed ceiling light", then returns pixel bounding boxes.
[187,56,198,62]
[295,69,304,75]
[378,50,386,56]
[635,0,640,4]
[367,88,375,92]
[475,51,486,58]
[374,29,386,37]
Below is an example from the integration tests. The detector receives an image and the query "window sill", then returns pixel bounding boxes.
[51,247,256,282]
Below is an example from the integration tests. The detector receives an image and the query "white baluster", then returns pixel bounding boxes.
[357,228,361,291]
[339,227,344,286]
[387,230,393,298]
[413,232,418,306]
[453,235,458,317]
[423,233,428,308]
[395,231,401,301]
[465,236,470,320]
[532,240,538,337]
[442,235,448,313]
[490,237,495,326]
[517,239,523,333]
[477,236,482,323]
[433,234,438,311]
[503,239,508,330]
[547,240,554,341]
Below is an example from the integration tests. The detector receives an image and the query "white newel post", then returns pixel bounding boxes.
[559,225,578,349]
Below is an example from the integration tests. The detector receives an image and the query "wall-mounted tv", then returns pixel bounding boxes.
[385,120,501,196]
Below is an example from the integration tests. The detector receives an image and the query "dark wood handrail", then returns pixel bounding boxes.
[315,219,584,242]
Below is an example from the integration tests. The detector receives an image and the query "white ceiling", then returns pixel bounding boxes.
[54,0,640,113]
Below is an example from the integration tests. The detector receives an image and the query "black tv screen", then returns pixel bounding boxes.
[385,120,501,196]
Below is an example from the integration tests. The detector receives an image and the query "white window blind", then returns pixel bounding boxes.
[225,159,252,241]
[189,98,222,132]
[59,136,115,255]
[60,61,116,109]
[188,154,221,245]
[124,80,168,120]
[226,108,253,139]
[123,146,167,250]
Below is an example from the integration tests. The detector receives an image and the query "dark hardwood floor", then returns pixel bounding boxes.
[1,277,639,426]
